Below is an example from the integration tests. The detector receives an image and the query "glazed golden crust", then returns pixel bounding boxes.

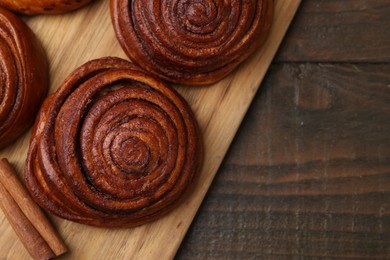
[0,0,94,15]
[110,0,273,85]
[0,7,48,149]
[25,57,203,228]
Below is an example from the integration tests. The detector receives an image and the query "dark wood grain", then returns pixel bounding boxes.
[276,0,390,62]
[176,0,390,258]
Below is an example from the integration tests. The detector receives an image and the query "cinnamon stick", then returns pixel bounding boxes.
[0,181,55,259]
[0,158,67,258]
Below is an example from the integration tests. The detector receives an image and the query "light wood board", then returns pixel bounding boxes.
[0,0,301,259]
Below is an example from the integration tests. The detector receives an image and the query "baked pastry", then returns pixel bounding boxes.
[0,0,94,15]
[25,57,203,228]
[0,7,48,149]
[111,0,273,85]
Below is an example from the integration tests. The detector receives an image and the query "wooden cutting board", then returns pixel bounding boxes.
[0,0,301,259]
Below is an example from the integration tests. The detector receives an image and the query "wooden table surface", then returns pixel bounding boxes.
[176,1,390,259]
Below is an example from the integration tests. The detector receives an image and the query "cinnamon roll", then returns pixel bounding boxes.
[0,0,94,15]
[0,7,48,149]
[111,0,273,85]
[25,57,203,228]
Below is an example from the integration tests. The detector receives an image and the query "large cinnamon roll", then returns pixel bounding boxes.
[0,7,48,149]
[25,57,203,228]
[111,0,273,85]
[0,0,94,15]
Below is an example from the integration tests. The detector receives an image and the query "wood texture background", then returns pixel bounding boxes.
[0,0,301,259]
[177,0,390,259]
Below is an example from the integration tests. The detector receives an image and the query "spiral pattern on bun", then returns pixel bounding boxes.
[0,7,48,149]
[111,0,273,85]
[0,0,94,15]
[25,57,203,228]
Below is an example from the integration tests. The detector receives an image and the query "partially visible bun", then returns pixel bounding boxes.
[0,7,48,149]
[0,0,94,15]
[111,0,273,85]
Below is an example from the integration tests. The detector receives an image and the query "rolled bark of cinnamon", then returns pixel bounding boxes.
[0,182,55,260]
[0,158,67,259]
